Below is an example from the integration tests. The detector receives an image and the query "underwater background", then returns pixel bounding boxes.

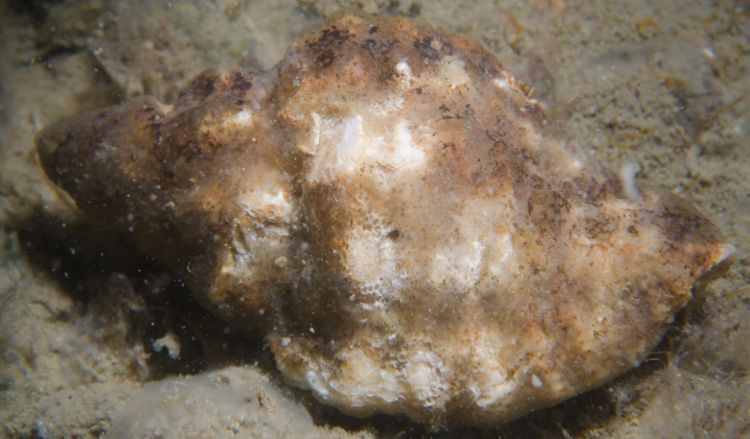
[0,0,748,437]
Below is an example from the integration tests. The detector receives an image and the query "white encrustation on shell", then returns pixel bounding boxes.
[36,15,731,426]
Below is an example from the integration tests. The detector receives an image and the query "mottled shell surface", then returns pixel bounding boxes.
[37,15,730,426]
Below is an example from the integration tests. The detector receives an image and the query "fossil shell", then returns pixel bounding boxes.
[36,15,731,426]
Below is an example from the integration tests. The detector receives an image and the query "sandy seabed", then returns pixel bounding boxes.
[1,0,748,437]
